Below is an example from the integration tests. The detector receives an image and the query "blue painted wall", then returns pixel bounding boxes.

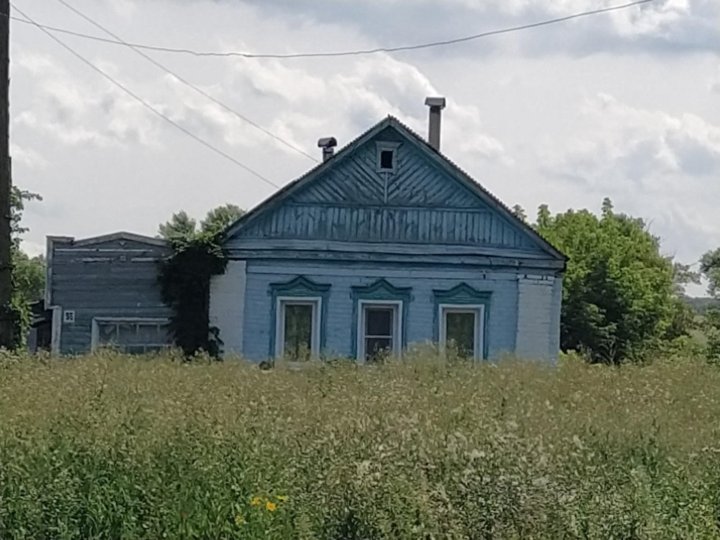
[49,235,172,354]
[241,259,531,361]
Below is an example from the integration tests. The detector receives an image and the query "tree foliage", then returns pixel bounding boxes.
[700,249,720,299]
[200,204,244,237]
[699,248,720,362]
[158,211,196,243]
[535,198,687,363]
[6,188,45,348]
[158,205,244,357]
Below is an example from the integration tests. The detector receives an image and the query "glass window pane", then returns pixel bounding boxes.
[446,311,476,358]
[284,304,313,361]
[97,320,171,352]
[365,337,392,360]
[136,323,169,344]
[118,322,136,343]
[98,323,118,344]
[365,308,393,336]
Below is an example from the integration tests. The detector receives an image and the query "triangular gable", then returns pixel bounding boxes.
[223,117,565,261]
[71,232,169,251]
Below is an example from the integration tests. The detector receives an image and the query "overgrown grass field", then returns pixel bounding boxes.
[1,352,720,539]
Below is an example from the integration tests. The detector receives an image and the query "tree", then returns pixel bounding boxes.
[535,200,686,363]
[699,249,720,361]
[511,204,527,222]
[158,211,197,242]
[158,205,244,358]
[701,249,720,298]
[6,188,44,347]
[200,204,244,237]
[159,204,244,243]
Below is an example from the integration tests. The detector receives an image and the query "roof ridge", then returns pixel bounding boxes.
[70,231,168,247]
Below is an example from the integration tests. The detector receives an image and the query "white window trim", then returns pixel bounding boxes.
[91,317,171,352]
[438,304,485,361]
[357,299,403,362]
[275,296,322,359]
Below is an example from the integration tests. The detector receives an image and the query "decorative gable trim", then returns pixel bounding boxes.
[73,231,168,248]
[222,116,565,264]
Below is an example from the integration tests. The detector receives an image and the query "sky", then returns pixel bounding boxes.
[10,0,720,295]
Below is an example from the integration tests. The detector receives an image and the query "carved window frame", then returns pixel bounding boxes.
[433,283,492,360]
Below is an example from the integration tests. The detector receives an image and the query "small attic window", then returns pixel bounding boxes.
[376,141,401,173]
[380,150,394,169]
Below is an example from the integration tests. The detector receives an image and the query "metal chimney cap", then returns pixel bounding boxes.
[317,137,338,148]
[425,97,446,109]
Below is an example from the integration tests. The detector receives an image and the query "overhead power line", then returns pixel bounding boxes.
[9,0,654,59]
[52,0,318,164]
[12,4,281,190]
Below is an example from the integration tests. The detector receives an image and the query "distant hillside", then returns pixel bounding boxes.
[684,296,720,314]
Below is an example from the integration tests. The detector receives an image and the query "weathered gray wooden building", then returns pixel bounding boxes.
[44,232,172,354]
[44,100,566,360]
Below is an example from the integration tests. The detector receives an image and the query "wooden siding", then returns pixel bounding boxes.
[233,204,537,249]
[228,126,541,254]
[50,237,172,354]
[240,259,529,361]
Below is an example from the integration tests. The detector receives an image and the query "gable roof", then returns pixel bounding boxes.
[71,231,169,248]
[50,231,169,249]
[223,116,566,262]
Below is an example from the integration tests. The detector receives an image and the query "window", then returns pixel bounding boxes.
[379,150,394,170]
[275,298,321,361]
[439,305,485,360]
[375,142,400,173]
[92,318,171,354]
[358,301,401,361]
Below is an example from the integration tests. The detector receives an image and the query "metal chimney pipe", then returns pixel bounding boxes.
[317,137,337,162]
[425,97,446,151]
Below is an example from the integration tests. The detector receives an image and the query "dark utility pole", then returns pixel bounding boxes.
[0,0,13,349]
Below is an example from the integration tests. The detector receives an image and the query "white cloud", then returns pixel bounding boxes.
[547,93,720,185]
[540,93,720,262]
[226,53,507,163]
[247,0,720,55]
[10,144,47,170]
[712,66,720,93]
[13,56,172,148]
[8,0,720,288]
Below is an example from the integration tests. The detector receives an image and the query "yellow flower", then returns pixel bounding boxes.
[234,514,246,526]
[276,495,288,502]
[265,501,278,512]
[250,496,263,507]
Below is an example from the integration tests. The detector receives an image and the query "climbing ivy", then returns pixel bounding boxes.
[159,233,227,358]
[157,205,244,358]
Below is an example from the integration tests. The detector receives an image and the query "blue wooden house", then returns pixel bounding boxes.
[44,99,565,360]
[210,101,565,361]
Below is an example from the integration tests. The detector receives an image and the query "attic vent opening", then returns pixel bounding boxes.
[380,150,394,170]
[376,141,400,173]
